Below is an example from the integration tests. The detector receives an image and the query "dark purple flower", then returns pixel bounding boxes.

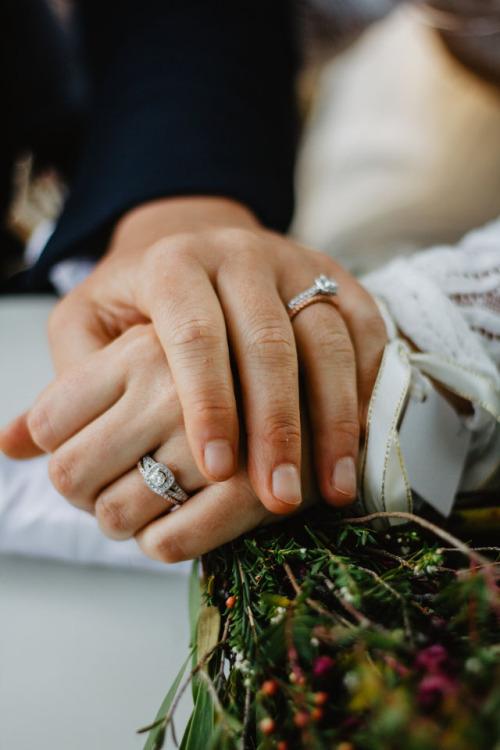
[313,656,335,677]
[341,715,363,732]
[430,617,446,632]
[417,673,458,712]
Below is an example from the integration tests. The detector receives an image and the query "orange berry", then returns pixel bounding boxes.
[311,707,323,722]
[260,717,275,735]
[225,596,236,609]
[293,711,309,728]
[277,742,288,750]
[261,679,278,696]
[313,691,328,706]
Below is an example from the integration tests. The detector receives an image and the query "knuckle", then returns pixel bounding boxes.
[246,319,296,366]
[48,453,77,498]
[315,328,353,363]
[148,233,194,268]
[170,317,221,353]
[217,227,256,255]
[95,495,131,539]
[262,414,301,450]
[186,395,235,423]
[147,531,188,564]
[330,416,360,445]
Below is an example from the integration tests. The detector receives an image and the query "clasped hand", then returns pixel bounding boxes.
[0,197,386,559]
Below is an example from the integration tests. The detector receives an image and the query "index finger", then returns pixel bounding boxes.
[146,258,239,483]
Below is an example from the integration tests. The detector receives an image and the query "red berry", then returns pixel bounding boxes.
[313,691,328,706]
[261,679,278,696]
[225,596,236,609]
[311,707,323,722]
[293,711,309,728]
[277,742,288,750]
[260,717,275,735]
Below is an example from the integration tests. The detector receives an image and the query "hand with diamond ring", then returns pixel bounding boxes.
[0,323,318,560]
[0,196,387,517]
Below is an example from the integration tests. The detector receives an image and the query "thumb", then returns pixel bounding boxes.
[48,295,114,374]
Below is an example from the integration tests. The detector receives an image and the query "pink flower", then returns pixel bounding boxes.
[415,645,450,674]
[417,674,458,712]
[313,656,335,678]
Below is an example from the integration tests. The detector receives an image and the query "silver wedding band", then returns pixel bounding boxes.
[138,455,189,504]
[287,274,338,321]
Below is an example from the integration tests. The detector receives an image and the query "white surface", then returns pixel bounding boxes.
[0,295,193,748]
[0,294,56,425]
[0,450,177,572]
[0,555,193,750]
[0,294,187,571]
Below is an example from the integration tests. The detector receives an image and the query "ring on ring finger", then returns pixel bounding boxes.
[138,454,189,504]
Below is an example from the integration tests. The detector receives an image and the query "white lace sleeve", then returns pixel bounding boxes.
[362,217,500,378]
[358,218,500,519]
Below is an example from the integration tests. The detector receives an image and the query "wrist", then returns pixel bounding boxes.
[109,195,260,256]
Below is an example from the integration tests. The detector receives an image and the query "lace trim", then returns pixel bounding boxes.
[446,267,500,282]
[470,326,500,341]
[451,290,500,314]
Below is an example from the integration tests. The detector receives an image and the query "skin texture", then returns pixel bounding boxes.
[0,196,387,547]
[0,324,317,561]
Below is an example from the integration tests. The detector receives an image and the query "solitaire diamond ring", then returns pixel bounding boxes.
[138,455,189,504]
[287,274,338,321]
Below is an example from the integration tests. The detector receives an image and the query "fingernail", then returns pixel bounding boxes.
[332,457,357,497]
[204,440,234,479]
[272,464,302,506]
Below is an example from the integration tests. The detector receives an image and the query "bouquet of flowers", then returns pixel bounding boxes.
[139,505,500,750]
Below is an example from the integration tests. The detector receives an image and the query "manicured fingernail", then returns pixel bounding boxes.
[204,440,234,479]
[332,457,357,497]
[272,464,302,506]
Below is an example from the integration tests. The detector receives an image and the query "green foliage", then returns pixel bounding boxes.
[143,505,500,750]
[138,650,193,750]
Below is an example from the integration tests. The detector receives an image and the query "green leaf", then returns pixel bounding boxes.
[141,650,193,750]
[197,603,221,665]
[179,675,214,750]
[189,559,202,649]
[244,539,261,557]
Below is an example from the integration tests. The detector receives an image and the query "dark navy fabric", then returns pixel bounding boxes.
[5,0,298,289]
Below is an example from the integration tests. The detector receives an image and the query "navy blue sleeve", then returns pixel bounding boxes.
[31,0,298,284]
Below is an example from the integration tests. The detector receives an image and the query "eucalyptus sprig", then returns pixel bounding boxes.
[141,505,500,750]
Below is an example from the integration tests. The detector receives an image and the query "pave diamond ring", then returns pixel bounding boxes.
[287,274,338,321]
[138,455,189,504]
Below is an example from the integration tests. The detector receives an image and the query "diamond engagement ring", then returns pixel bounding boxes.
[138,455,189,504]
[287,274,338,321]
